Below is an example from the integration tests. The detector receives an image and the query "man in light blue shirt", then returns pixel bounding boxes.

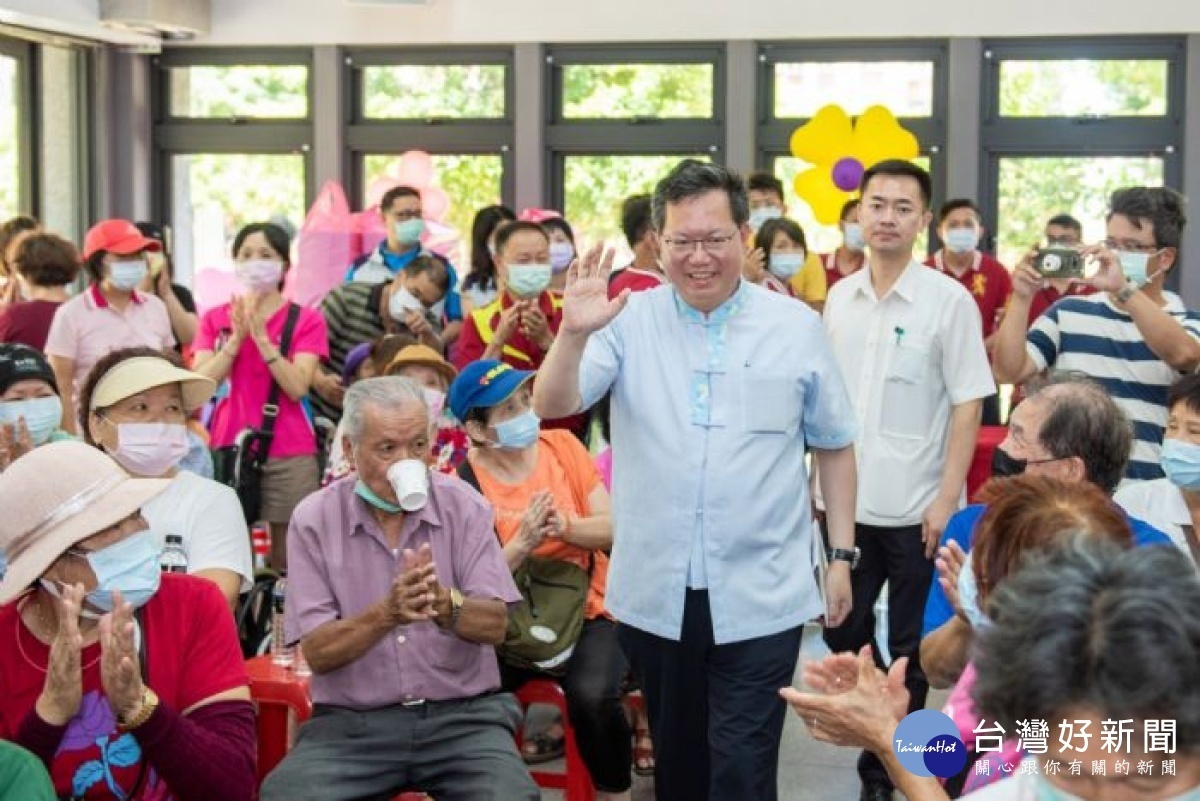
[534,160,859,801]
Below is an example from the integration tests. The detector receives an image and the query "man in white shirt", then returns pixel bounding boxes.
[822,159,995,801]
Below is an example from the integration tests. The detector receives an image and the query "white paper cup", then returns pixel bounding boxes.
[387,459,429,511]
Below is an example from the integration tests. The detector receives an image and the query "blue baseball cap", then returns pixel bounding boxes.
[448,360,535,422]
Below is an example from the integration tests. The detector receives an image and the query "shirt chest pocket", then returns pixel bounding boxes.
[881,333,937,440]
[741,376,802,435]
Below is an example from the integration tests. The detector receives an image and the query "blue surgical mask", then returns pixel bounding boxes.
[508,264,552,297]
[843,223,866,252]
[494,409,541,450]
[58,530,162,613]
[1162,438,1200,491]
[355,480,403,514]
[1117,249,1160,287]
[749,206,784,232]
[109,260,147,291]
[549,241,575,273]
[944,228,979,254]
[394,219,425,246]
[768,253,805,280]
[0,396,62,446]
[957,554,988,629]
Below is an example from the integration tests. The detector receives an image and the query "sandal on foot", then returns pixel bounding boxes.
[633,729,656,776]
[521,729,565,764]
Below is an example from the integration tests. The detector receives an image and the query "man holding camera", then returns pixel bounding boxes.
[1023,213,1097,326]
[993,186,1200,483]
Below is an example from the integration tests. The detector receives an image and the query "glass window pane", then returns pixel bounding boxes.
[774,61,934,118]
[0,54,19,219]
[998,60,1168,117]
[169,65,309,118]
[774,155,932,255]
[996,155,1164,267]
[563,154,705,262]
[362,153,504,266]
[39,46,84,241]
[363,65,506,119]
[170,154,306,294]
[562,64,713,119]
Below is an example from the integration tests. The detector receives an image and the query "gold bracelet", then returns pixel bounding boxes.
[118,686,160,731]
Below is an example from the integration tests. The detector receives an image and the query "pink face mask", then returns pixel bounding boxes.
[108,422,190,476]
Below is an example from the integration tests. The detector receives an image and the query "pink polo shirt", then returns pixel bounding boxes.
[44,285,176,400]
[195,302,328,459]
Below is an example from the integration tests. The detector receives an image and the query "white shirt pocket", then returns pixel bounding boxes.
[742,376,801,435]
[881,333,935,440]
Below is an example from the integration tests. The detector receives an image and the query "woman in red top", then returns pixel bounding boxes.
[0,441,254,800]
[0,232,79,351]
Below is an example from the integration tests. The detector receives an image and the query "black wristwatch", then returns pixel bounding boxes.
[827,547,861,570]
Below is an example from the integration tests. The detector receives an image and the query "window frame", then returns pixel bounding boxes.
[978,37,1185,272]
[344,46,516,210]
[0,35,37,215]
[544,43,726,211]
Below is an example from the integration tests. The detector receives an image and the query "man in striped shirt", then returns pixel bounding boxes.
[994,186,1200,482]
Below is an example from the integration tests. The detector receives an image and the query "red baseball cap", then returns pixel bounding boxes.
[82,219,162,259]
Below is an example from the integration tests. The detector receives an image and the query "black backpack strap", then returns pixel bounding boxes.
[456,456,482,493]
[258,303,303,446]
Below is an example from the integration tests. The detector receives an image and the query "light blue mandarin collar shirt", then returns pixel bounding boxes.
[579,281,858,644]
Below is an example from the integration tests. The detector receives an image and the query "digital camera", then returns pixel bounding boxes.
[1033,247,1084,279]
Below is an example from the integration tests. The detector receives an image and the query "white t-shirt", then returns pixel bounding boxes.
[1113,477,1197,560]
[143,471,254,592]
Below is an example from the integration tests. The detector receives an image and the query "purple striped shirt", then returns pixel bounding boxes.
[285,473,520,708]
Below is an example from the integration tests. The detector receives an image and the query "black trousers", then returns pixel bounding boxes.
[822,523,935,791]
[500,617,632,793]
[619,589,804,801]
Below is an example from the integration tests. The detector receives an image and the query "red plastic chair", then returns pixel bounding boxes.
[967,425,1008,502]
[514,679,595,801]
[245,656,427,801]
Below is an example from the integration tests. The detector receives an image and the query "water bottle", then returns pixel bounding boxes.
[271,576,294,667]
[160,535,188,574]
[250,523,270,571]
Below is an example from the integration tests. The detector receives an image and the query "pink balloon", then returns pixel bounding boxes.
[422,186,451,222]
[365,177,400,211]
[397,151,434,188]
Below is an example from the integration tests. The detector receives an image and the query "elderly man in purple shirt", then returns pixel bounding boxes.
[261,376,536,801]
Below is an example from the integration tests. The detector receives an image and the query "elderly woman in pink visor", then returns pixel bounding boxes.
[0,441,254,800]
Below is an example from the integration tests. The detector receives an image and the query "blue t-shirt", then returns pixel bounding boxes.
[921,502,1175,636]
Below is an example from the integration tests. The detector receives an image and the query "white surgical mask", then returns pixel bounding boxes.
[843,223,866,252]
[235,259,283,292]
[749,206,784,233]
[0,396,62,446]
[109,260,147,291]
[388,286,426,322]
[768,253,805,280]
[944,228,979,254]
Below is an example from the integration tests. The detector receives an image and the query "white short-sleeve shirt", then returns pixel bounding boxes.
[824,262,996,527]
[1113,477,1197,560]
[142,471,254,592]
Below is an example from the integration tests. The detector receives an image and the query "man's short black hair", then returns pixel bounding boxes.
[380,186,422,214]
[860,159,932,209]
[621,194,653,248]
[938,198,981,225]
[839,198,861,222]
[652,160,749,231]
[1108,186,1187,249]
[1046,213,1083,234]
[747,172,785,201]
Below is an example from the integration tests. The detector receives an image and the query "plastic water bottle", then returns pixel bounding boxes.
[159,535,188,574]
[250,523,270,572]
[271,576,294,667]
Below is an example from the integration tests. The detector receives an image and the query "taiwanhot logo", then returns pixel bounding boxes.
[891,710,968,778]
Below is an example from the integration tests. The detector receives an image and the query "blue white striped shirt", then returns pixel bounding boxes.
[1026,293,1200,482]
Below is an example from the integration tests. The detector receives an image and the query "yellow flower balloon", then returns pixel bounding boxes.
[789,104,920,225]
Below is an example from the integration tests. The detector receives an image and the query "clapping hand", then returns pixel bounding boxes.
[520,307,553,351]
[517,491,555,553]
[560,244,629,337]
[36,582,85,725]
[935,541,971,624]
[0,418,34,471]
[99,591,146,722]
[387,544,439,626]
[744,247,767,283]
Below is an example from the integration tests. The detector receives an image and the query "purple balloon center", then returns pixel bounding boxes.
[832,157,865,192]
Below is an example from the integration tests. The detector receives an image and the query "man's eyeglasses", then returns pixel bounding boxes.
[660,231,739,256]
[1103,239,1160,253]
